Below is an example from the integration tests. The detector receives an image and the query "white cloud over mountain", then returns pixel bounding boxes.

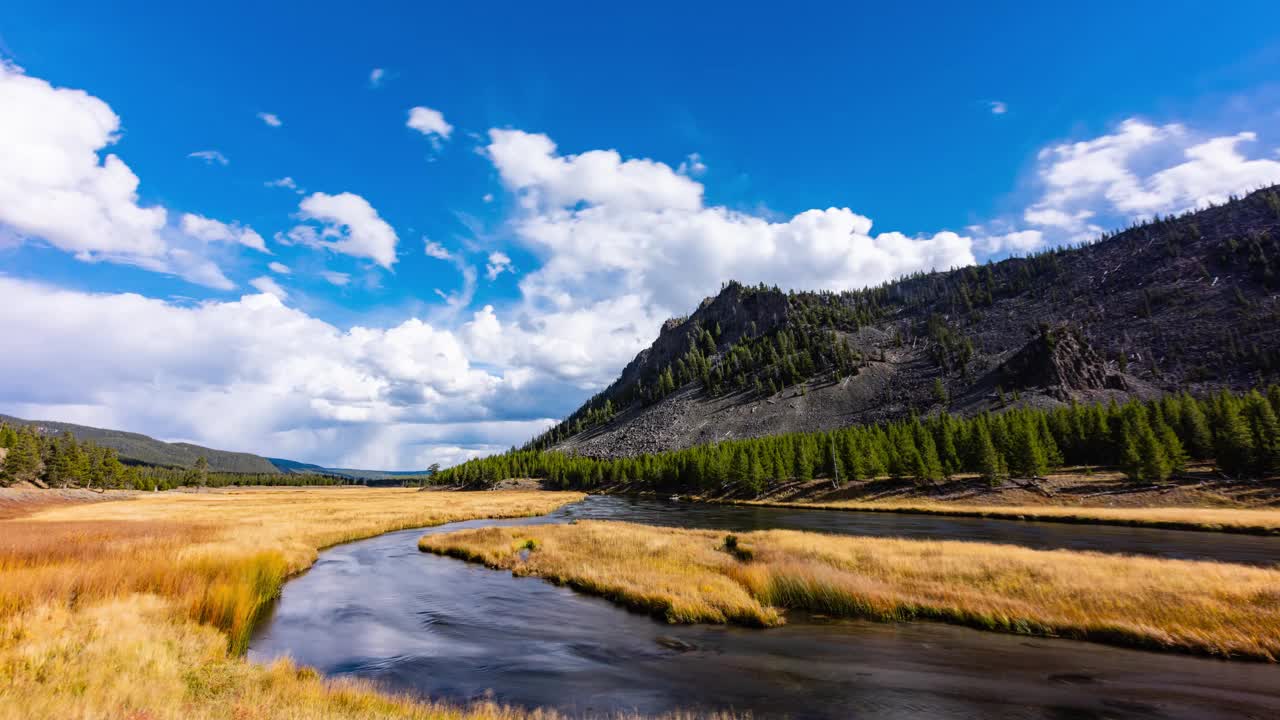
[1022,119,1280,242]
[487,128,976,357]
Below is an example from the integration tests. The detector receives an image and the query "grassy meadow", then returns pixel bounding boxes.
[0,487,601,720]
[728,498,1280,535]
[421,520,1280,661]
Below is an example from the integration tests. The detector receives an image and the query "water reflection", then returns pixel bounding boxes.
[249,496,1280,719]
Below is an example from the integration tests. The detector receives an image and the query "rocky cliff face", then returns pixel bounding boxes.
[995,327,1122,399]
[545,186,1280,459]
[609,281,791,394]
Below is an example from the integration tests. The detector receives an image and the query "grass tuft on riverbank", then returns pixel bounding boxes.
[0,487,599,719]
[420,520,1280,661]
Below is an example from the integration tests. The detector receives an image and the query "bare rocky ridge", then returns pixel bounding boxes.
[551,186,1280,459]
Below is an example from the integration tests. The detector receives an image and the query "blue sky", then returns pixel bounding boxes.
[2,2,1280,468]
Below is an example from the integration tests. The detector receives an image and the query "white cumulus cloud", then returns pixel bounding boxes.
[407,106,453,146]
[1022,118,1280,241]
[424,239,453,260]
[257,112,282,127]
[180,213,268,253]
[0,276,560,468]
[488,129,975,319]
[0,61,254,289]
[485,251,513,280]
[0,60,168,260]
[280,191,399,268]
[488,129,704,212]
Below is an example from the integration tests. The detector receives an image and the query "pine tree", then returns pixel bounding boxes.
[933,416,960,478]
[911,420,944,483]
[731,448,758,494]
[932,378,948,406]
[1159,423,1187,474]
[46,437,77,487]
[1177,394,1213,459]
[2,428,42,486]
[748,448,765,490]
[1243,391,1280,477]
[1135,422,1173,483]
[973,421,1002,485]
[793,439,813,481]
[886,427,918,480]
[194,455,210,487]
[1007,415,1047,478]
[0,424,16,449]
[1213,394,1255,477]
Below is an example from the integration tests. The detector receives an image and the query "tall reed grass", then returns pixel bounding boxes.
[421,520,1280,661]
[0,488,607,719]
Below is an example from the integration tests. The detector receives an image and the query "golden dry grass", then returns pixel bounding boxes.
[731,499,1280,535]
[0,487,616,720]
[421,520,1280,661]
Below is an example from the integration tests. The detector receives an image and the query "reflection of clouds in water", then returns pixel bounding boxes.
[249,497,1280,718]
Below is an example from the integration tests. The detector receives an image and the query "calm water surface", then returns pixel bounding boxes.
[249,496,1280,719]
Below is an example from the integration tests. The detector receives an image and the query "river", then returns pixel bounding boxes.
[248,495,1280,719]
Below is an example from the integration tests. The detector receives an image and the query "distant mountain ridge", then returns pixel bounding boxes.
[0,413,280,473]
[538,185,1280,458]
[265,458,432,481]
[0,414,429,479]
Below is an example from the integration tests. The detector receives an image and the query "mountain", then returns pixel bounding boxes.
[537,186,1280,458]
[265,457,350,477]
[266,458,432,481]
[0,414,281,473]
[0,415,431,480]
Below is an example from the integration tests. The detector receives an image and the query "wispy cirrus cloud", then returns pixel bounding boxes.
[188,149,229,165]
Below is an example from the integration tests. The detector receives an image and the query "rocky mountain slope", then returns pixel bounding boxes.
[538,186,1280,459]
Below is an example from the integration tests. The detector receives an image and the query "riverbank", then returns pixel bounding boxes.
[420,520,1280,661]
[608,467,1280,535]
[721,498,1280,535]
[0,487,594,720]
[737,466,1280,509]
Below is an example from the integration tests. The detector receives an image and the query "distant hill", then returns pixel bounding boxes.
[536,186,1280,459]
[319,467,432,480]
[266,458,431,481]
[266,457,350,477]
[0,414,432,480]
[0,414,281,473]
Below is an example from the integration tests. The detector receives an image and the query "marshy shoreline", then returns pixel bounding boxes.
[420,518,1280,662]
